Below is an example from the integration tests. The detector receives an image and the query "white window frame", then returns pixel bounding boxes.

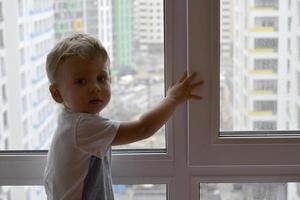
[188,0,300,198]
[188,0,300,168]
[2,0,300,200]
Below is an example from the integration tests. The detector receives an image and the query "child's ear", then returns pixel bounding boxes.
[49,84,63,103]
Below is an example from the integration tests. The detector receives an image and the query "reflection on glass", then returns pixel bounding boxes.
[200,183,300,200]
[0,0,165,150]
[220,0,300,133]
[0,184,166,200]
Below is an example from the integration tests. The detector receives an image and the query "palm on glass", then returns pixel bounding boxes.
[167,72,204,105]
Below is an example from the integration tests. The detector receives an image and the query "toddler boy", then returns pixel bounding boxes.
[44,33,203,199]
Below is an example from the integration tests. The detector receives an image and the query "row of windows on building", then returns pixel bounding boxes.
[253,100,277,114]
[54,0,81,10]
[254,59,278,72]
[33,17,53,35]
[253,78,289,94]
[33,0,52,11]
[19,0,53,17]
[20,83,49,113]
[18,38,53,64]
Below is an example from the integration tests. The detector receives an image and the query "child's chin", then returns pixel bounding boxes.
[88,108,102,114]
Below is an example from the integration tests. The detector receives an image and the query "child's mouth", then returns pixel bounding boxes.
[89,99,103,104]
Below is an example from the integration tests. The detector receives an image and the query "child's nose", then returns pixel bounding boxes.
[89,83,101,93]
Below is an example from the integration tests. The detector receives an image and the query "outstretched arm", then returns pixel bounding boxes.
[112,72,204,146]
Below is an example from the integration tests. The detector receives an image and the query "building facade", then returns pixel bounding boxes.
[232,0,293,131]
[54,0,84,41]
[0,0,56,199]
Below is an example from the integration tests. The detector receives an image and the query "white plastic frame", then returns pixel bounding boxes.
[187,0,300,178]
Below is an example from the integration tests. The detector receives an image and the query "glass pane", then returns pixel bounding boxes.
[0,186,46,200]
[114,184,167,200]
[200,183,300,200]
[220,0,300,134]
[0,184,167,200]
[0,0,165,150]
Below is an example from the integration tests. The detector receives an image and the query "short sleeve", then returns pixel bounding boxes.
[75,114,120,158]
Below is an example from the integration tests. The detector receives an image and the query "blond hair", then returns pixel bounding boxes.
[46,33,109,84]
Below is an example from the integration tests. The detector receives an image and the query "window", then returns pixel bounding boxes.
[20,48,25,65]
[2,84,6,103]
[2,1,300,200]
[0,58,5,77]
[298,37,300,61]
[254,121,277,130]
[18,0,23,17]
[1,0,175,199]
[254,59,278,73]
[298,1,300,26]
[3,111,8,130]
[255,38,278,52]
[189,0,300,198]
[298,106,300,129]
[0,2,3,21]
[0,30,3,49]
[21,96,27,113]
[19,24,24,41]
[200,182,297,199]
[253,80,277,94]
[1,0,166,151]
[23,119,28,137]
[298,72,300,96]
[20,72,26,89]
[255,17,278,31]
[0,184,167,199]
[253,100,277,114]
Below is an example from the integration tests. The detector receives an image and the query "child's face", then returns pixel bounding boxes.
[53,56,111,114]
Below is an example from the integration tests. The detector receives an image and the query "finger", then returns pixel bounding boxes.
[183,72,197,85]
[190,80,204,89]
[178,72,187,83]
[188,94,203,100]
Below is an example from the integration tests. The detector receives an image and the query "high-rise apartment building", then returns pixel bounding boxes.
[133,0,163,53]
[54,0,84,41]
[220,0,234,130]
[232,0,294,131]
[113,0,133,71]
[0,0,56,199]
[0,0,8,151]
[98,0,113,62]
[220,0,233,59]
[2,0,56,150]
[133,0,164,68]
[83,0,99,37]
[292,0,300,130]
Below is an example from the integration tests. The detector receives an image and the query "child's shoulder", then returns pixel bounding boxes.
[60,106,114,125]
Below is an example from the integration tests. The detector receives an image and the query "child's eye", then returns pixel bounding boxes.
[75,79,86,85]
[97,75,108,82]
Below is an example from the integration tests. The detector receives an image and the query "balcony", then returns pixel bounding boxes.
[248,110,274,116]
[250,27,275,33]
[249,69,275,75]
[250,90,274,95]
[248,48,276,53]
[249,6,278,11]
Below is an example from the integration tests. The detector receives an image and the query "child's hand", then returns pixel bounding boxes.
[113,72,203,146]
[166,72,204,105]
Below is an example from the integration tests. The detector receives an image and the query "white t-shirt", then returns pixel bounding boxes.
[44,107,120,200]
